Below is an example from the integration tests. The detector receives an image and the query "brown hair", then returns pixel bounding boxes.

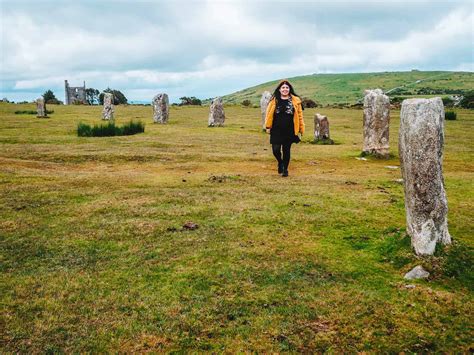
[272,80,299,103]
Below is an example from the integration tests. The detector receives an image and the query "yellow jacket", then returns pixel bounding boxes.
[265,95,305,136]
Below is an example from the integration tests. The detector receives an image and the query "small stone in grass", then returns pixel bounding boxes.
[183,222,199,230]
[404,265,430,280]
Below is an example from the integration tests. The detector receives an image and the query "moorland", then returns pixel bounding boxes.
[1,102,472,352]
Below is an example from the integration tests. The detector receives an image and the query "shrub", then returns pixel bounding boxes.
[91,122,117,137]
[15,110,54,115]
[442,97,454,108]
[301,98,318,108]
[77,121,145,137]
[445,111,457,120]
[46,98,63,105]
[77,122,92,137]
[241,99,251,107]
[179,96,202,106]
[459,91,474,109]
[121,121,145,135]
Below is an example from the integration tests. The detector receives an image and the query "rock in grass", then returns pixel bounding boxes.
[314,113,334,144]
[36,97,47,118]
[152,93,169,124]
[404,265,430,280]
[363,89,390,158]
[399,98,451,255]
[183,222,199,230]
[260,91,272,131]
[102,92,114,121]
[208,97,225,127]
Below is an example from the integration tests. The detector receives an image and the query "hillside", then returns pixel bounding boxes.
[221,71,474,106]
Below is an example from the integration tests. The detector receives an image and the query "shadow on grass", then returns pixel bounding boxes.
[428,242,474,291]
[376,227,414,268]
[376,228,473,291]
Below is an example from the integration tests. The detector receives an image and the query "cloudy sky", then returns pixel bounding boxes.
[1,0,473,103]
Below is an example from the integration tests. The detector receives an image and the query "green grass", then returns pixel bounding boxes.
[221,70,474,106]
[0,102,473,352]
[77,121,145,137]
[15,109,54,115]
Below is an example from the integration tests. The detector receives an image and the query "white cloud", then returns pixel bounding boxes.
[1,0,472,102]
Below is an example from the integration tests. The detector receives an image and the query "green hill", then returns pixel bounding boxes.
[222,70,474,106]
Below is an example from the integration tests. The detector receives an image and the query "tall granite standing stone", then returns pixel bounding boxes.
[363,89,390,157]
[399,97,451,255]
[260,91,272,131]
[314,113,333,144]
[152,93,169,124]
[36,97,47,118]
[208,97,225,127]
[102,93,114,121]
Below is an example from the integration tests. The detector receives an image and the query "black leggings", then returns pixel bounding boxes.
[272,143,292,169]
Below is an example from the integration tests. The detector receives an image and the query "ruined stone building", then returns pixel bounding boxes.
[64,80,87,105]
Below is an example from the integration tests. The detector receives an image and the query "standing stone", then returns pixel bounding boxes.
[102,93,114,121]
[260,91,272,131]
[152,93,169,124]
[363,89,390,157]
[208,97,225,127]
[36,97,47,118]
[399,98,451,255]
[314,113,333,144]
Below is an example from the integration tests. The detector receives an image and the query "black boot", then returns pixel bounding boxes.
[278,162,284,174]
[282,169,288,177]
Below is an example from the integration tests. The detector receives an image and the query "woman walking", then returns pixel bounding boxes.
[265,80,305,177]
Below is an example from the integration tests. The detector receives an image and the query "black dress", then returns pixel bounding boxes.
[270,98,299,145]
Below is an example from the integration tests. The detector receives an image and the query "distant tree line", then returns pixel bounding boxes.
[34,87,474,110]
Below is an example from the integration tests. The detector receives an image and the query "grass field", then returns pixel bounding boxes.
[1,102,473,352]
[223,71,474,106]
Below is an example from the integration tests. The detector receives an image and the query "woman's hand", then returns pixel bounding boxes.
[266,129,271,134]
